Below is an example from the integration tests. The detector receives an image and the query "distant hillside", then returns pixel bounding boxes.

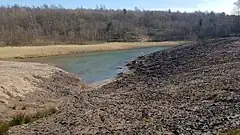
[0,5,239,46]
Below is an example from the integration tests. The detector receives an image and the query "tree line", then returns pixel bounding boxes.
[0,5,239,46]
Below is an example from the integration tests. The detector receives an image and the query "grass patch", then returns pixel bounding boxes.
[9,113,27,126]
[0,107,58,135]
[220,129,240,135]
[0,41,186,59]
[142,118,153,124]
[0,121,9,135]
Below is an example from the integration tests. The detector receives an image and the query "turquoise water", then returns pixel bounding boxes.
[23,47,168,83]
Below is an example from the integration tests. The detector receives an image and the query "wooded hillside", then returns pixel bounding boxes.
[0,5,239,46]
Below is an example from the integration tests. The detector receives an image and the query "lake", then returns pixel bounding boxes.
[21,47,168,83]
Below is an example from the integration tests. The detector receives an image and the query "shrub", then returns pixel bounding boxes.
[24,115,33,124]
[0,107,58,134]
[9,113,26,126]
[34,107,58,119]
[0,121,9,135]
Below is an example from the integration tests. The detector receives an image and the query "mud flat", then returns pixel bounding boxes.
[9,38,240,134]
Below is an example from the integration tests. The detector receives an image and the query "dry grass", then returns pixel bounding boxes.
[0,41,186,59]
[220,129,240,135]
[0,107,58,135]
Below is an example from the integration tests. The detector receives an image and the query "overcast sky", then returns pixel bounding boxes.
[0,0,237,14]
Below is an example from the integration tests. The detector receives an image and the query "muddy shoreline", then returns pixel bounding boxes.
[8,38,240,134]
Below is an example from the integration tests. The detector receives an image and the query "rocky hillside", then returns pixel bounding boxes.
[9,38,240,135]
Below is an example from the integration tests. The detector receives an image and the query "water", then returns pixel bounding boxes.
[22,47,168,83]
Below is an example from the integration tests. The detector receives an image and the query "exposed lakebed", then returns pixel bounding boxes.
[20,46,168,83]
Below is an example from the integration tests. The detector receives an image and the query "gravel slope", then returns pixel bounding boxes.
[9,38,240,135]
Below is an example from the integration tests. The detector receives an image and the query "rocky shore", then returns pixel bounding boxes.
[9,38,240,134]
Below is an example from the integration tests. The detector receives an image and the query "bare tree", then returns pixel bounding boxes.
[0,5,239,46]
[233,0,240,15]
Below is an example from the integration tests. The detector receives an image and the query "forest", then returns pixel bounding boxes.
[0,5,239,46]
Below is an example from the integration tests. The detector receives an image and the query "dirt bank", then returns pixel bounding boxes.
[0,41,185,59]
[9,38,240,134]
[0,61,83,121]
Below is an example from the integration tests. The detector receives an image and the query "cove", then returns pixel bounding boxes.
[21,47,168,84]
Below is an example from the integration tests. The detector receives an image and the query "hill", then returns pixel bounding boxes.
[0,5,239,46]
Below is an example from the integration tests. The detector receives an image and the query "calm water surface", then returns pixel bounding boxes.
[22,47,168,83]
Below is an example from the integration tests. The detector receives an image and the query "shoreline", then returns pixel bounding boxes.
[3,38,240,134]
[0,41,186,59]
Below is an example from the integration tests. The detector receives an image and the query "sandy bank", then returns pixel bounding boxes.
[0,61,83,120]
[0,41,185,59]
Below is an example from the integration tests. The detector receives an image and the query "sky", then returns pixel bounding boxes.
[0,0,237,14]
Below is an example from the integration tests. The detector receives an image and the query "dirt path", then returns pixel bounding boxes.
[8,38,240,134]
